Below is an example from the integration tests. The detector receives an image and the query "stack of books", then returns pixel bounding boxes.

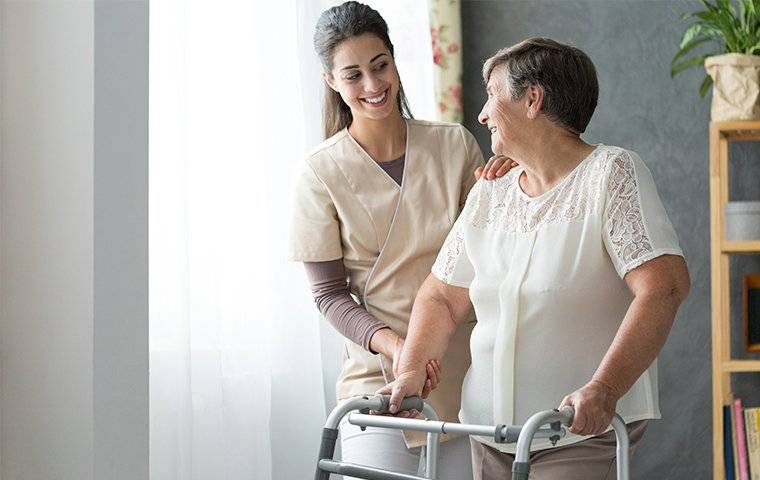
[724,396,760,480]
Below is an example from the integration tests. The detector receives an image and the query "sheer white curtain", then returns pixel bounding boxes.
[150,1,434,479]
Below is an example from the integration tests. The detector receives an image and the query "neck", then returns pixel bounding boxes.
[513,127,595,197]
[348,112,406,163]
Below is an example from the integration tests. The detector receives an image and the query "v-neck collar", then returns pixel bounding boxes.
[344,119,410,190]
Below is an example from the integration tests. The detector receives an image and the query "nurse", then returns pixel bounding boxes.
[287,2,511,478]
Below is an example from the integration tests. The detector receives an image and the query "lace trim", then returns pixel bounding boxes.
[433,147,656,279]
[431,224,465,282]
[468,147,611,233]
[605,154,653,266]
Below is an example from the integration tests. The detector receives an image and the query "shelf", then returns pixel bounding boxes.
[721,241,760,253]
[722,360,760,373]
[713,120,760,140]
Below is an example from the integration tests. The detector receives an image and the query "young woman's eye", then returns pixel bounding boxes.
[374,62,388,71]
[344,72,360,81]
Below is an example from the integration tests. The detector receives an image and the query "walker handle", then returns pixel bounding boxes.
[374,395,424,414]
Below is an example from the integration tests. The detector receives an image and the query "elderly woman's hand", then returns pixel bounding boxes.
[474,155,518,181]
[390,337,441,399]
[375,369,428,418]
[559,380,620,436]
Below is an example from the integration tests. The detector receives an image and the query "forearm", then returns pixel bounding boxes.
[304,260,392,353]
[395,277,468,376]
[368,327,401,358]
[592,289,683,397]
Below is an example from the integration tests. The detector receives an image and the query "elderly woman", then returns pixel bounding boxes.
[379,38,690,479]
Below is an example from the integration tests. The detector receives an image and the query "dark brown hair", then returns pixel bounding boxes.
[313,1,412,139]
[483,37,598,134]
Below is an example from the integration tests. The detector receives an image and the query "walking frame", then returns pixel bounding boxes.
[314,394,630,480]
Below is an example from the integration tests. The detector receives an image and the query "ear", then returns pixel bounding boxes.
[322,70,339,93]
[525,85,544,119]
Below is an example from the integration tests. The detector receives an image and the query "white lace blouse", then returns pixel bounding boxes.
[431,145,684,453]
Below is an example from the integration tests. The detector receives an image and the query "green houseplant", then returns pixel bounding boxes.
[672,0,760,119]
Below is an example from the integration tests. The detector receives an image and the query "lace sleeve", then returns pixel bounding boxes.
[602,151,683,278]
[431,182,479,287]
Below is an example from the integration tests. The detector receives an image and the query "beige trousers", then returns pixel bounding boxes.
[470,420,648,480]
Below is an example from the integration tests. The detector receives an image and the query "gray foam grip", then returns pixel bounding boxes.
[376,395,424,414]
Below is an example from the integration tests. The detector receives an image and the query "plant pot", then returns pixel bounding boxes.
[704,53,760,121]
[726,201,760,241]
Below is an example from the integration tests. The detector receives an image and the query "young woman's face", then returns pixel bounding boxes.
[324,33,400,122]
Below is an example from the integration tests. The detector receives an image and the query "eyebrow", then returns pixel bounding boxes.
[340,53,389,71]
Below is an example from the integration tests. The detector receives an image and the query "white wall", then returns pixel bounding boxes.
[1,2,95,478]
[0,1,148,479]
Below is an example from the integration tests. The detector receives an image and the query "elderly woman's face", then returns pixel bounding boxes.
[478,66,524,156]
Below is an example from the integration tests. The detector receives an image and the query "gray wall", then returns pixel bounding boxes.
[0,1,148,478]
[461,1,758,477]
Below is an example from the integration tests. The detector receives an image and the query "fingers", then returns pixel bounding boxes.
[375,384,392,396]
[474,166,484,180]
[481,155,517,180]
[421,378,432,399]
[425,360,440,388]
[388,383,405,414]
[495,160,513,178]
[483,157,498,180]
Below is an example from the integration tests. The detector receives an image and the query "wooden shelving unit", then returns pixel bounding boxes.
[710,120,760,480]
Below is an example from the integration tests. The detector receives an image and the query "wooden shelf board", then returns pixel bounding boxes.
[722,360,760,373]
[713,120,760,140]
[721,241,760,253]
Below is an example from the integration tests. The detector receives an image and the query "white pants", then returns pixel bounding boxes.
[339,416,473,480]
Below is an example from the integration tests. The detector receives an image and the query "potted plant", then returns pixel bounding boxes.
[672,0,760,120]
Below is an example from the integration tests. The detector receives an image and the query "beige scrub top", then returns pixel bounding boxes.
[288,119,484,447]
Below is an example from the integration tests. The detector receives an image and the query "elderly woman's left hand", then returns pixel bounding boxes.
[559,380,620,436]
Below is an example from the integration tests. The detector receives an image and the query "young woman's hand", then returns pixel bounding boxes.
[474,155,518,181]
[420,359,441,399]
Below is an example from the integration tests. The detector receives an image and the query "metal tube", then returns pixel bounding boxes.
[318,460,428,480]
[348,414,563,441]
[421,404,439,480]
[325,396,383,429]
[611,414,630,480]
[513,407,630,480]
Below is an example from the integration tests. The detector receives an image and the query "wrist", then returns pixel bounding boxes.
[589,377,622,399]
[368,327,399,357]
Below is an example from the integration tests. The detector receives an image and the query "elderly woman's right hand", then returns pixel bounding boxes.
[391,337,441,399]
[474,155,518,181]
[375,369,429,416]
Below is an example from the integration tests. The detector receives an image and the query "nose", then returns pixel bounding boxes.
[364,74,384,94]
[478,104,489,125]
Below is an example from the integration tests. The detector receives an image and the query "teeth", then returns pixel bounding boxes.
[364,91,387,104]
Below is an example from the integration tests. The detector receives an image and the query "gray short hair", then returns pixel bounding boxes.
[483,38,598,134]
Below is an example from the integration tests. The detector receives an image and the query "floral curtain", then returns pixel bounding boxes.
[428,0,463,123]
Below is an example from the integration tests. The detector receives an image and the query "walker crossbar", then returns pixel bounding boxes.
[314,395,630,480]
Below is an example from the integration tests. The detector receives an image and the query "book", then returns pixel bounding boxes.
[735,398,750,480]
[744,407,760,480]
[728,405,737,480]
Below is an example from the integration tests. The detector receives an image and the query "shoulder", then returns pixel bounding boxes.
[305,129,350,162]
[590,144,645,172]
[470,166,521,201]
[301,129,352,176]
[408,119,477,144]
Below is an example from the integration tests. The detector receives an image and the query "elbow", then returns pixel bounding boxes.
[671,262,691,304]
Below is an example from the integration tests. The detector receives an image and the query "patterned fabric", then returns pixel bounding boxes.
[428,0,463,123]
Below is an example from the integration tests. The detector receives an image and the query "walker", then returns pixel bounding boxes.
[314,394,630,480]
